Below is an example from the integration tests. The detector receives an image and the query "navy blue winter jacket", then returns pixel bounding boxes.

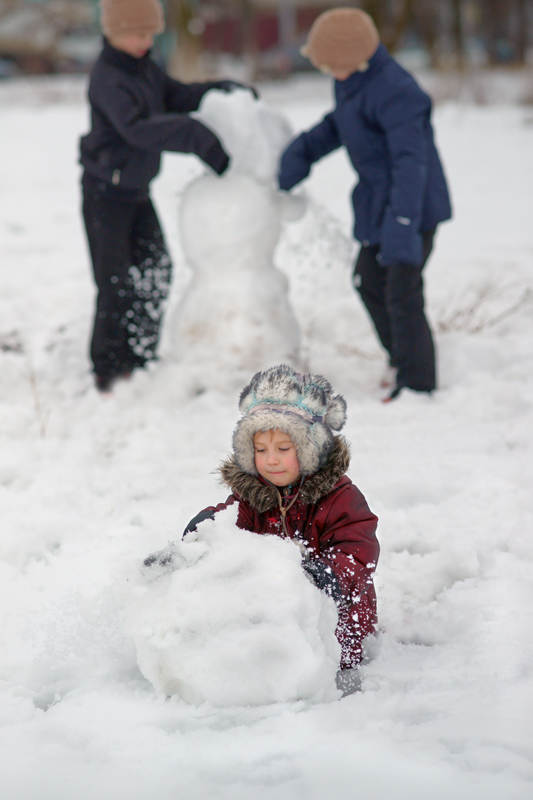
[278,45,451,266]
[80,40,229,193]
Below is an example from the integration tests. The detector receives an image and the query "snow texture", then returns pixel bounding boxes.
[171,89,302,388]
[125,506,340,706]
[0,72,532,800]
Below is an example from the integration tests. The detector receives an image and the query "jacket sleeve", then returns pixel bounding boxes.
[90,78,229,174]
[315,484,379,602]
[163,74,222,113]
[374,85,431,266]
[278,112,341,190]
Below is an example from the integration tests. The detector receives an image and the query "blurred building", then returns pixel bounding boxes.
[162,0,342,80]
[0,0,332,77]
[0,0,531,78]
[0,0,100,75]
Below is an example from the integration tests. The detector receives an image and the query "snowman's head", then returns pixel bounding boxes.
[195,89,293,185]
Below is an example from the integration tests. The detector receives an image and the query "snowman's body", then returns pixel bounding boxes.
[171,91,302,389]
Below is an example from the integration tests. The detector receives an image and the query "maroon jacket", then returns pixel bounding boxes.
[207,437,379,669]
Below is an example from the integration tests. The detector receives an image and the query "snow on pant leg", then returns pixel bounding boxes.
[385,229,436,393]
[336,586,378,669]
[83,181,139,377]
[125,199,172,367]
[353,244,394,362]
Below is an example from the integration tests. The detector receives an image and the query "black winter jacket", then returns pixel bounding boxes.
[80,40,229,193]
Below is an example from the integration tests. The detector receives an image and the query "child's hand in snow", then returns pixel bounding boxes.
[302,555,343,604]
[141,542,181,581]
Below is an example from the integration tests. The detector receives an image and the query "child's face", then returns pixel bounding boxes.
[253,429,301,487]
[109,32,155,58]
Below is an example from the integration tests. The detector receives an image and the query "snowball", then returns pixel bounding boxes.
[125,506,340,707]
[195,88,294,184]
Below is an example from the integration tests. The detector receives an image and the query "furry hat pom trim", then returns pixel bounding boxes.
[233,365,347,476]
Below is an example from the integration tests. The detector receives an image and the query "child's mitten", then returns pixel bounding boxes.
[182,508,216,537]
[278,134,313,191]
[212,80,259,99]
[302,556,343,604]
[141,542,181,580]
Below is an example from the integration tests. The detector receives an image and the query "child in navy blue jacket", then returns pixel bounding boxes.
[278,8,452,400]
[80,0,253,392]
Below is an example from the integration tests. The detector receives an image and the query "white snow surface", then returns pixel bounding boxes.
[127,506,339,707]
[0,73,533,799]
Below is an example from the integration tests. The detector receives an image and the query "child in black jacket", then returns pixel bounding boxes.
[80,0,252,391]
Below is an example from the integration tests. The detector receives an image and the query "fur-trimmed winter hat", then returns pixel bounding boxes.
[301,8,380,74]
[100,0,165,38]
[233,365,347,477]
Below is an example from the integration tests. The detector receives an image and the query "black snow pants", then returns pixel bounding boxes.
[82,174,172,378]
[353,228,436,393]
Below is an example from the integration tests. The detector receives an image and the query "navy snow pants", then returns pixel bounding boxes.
[82,174,172,378]
[353,229,437,393]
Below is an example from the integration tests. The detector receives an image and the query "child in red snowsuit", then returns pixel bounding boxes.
[145,365,379,694]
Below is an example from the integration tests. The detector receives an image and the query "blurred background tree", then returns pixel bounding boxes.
[0,0,531,77]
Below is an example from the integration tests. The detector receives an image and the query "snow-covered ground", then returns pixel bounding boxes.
[1,72,533,799]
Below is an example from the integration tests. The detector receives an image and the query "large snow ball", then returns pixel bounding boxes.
[126,507,340,707]
[180,175,282,268]
[195,88,294,183]
[180,172,282,267]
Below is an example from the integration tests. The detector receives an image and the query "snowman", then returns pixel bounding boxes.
[170,89,304,391]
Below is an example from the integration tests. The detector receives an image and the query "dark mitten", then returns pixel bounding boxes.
[302,556,343,604]
[141,542,180,580]
[213,79,259,99]
[183,508,216,537]
[201,135,230,175]
[278,135,312,191]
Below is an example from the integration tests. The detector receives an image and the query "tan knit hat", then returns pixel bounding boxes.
[302,8,380,74]
[100,0,165,38]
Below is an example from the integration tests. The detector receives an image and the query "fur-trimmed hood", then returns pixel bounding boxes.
[218,435,350,513]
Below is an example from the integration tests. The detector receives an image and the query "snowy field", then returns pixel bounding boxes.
[1,71,533,799]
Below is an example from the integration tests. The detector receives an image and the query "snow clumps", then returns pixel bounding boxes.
[125,506,340,706]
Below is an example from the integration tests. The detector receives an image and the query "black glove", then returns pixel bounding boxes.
[213,79,259,99]
[302,556,343,604]
[183,508,216,537]
[201,133,230,175]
